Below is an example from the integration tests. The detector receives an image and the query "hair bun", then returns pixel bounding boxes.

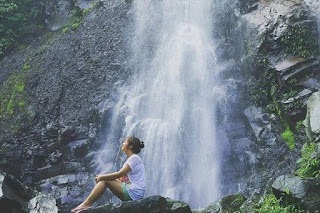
[140,141,144,149]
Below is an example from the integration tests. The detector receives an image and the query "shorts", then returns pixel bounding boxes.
[121,182,133,201]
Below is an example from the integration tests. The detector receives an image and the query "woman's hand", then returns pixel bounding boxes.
[95,175,103,183]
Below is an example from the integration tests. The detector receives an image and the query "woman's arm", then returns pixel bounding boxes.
[95,164,131,182]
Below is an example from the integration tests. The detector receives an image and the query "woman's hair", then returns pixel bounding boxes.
[127,137,144,154]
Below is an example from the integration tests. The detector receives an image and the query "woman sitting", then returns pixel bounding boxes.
[71,137,146,212]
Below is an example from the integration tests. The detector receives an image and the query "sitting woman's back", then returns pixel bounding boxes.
[123,153,146,200]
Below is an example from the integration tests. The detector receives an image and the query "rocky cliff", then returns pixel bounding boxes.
[0,0,134,211]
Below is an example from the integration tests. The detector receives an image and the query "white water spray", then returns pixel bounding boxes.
[98,0,224,208]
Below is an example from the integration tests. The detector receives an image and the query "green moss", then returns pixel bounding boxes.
[254,194,296,213]
[296,142,320,178]
[249,58,278,109]
[7,93,15,115]
[18,101,26,109]
[283,90,299,100]
[71,23,80,29]
[22,63,31,70]
[62,27,69,34]
[0,72,27,118]
[295,120,304,131]
[279,23,318,57]
[83,8,90,16]
[281,129,295,150]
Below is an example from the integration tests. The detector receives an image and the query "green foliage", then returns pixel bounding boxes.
[281,129,295,150]
[254,194,296,213]
[296,142,320,178]
[71,23,80,29]
[0,72,27,118]
[249,58,278,109]
[295,120,304,131]
[0,0,46,57]
[62,5,92,34]
[22,62,31,70]
[62,27,69,35]
[83,8,90,16]
[283,90,299,100]
[279,24,318,57]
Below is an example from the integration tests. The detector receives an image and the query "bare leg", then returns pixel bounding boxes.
[105,179,124,201]
[71,180,124,212]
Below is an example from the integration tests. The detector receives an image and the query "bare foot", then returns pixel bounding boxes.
[71,202,92,212]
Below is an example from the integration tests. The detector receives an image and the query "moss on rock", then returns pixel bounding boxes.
[0,70,28,120]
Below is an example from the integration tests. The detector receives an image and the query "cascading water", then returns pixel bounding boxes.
[97,0,225,209]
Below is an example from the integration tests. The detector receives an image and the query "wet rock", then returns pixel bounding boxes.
[274,57,307,72]
[281,89,313,105]
[0,171,34,211]
[310,143,320,159]
[49,150,63,165]
[280,59,320,82]
[225,121,247,140]
[101,0,126,9]
[35,162,84,182]
[244,106,277,146]
[238,0,258,14]
[0,0,133,189]
[304,92,320,139]
[238,197,257,213]
[74,0,99,9]
[65,139,89,159]
[198,194,246,213]
[28,193,59,213]
[61,126,77,145]
[298,78,320,90]
[82,196,191,213]
[46,122,60,138]
[0,171,58,212]
[272,175,320,212]
[46,0,73,31]
[280,89,314,118]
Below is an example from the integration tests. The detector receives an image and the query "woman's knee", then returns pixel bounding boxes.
[103,179,112,186]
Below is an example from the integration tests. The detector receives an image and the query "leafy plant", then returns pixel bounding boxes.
[71,23,80,29]
[22,63,31,70]
[0,0,46,57]
[0,73,27,118]
[255,194,296,213]
[295,120,304,131]
[296,142,320,178]
[62,27,69,35]
[281,129,295,150]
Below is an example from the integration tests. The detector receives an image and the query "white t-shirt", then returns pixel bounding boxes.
[123,154,146,200]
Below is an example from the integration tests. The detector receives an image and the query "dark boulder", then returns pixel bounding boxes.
[272,174,320,212]
[81,196,191,213]
[244,106,278,146]
[196,194,246,213]
[0,171,58,212]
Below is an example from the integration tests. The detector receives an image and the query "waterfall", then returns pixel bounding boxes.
[97,0,225,208]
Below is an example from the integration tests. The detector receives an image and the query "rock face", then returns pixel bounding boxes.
[0,171,58,212]
[272,175,320,212]
[196,194,246,213]
[46,0,74,31]
[0,1,133,212]
[244,106,278,146]
[305,92,320,139]
[81,196,191,213]
[216,0,319,201]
